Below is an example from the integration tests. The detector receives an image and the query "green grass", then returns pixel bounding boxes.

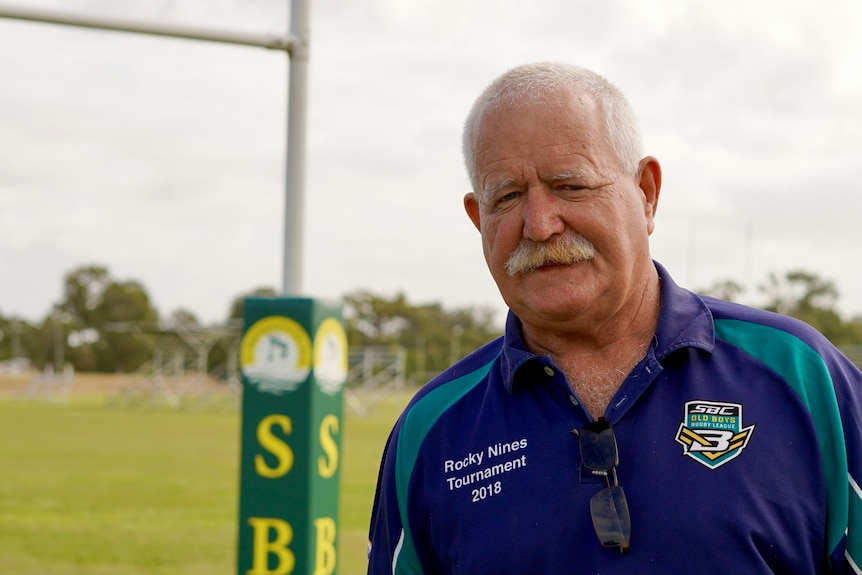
[0,391,411,575]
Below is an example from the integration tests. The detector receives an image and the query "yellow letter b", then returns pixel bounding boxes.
[312,517,337,575]
[247,517,295,575]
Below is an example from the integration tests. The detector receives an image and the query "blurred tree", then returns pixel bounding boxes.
[0,314,8,361]
[0,315,32,363]
[166,308,200,329]
[761,270,839,316]
[227,286,278,321]
[700,278,745,302]
[97,280,159,371]
[760,270,861,346]
[18,319,46,368]
[344,290,411,346]
[343,290,502,379]
[59,265,111,327]
[209,286,277,376]
[49,265,159,372]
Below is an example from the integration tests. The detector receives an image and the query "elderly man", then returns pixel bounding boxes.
[367,62,862,574]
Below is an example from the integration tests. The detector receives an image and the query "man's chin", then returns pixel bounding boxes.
[507,295,594,327]
[502,275,595,317]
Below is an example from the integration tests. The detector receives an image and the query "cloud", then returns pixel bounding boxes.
[1,0,860,325]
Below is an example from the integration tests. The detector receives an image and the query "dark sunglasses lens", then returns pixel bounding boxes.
[590,485,631,552]
[580,421,619,470]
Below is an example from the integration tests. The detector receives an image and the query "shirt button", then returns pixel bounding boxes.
[543,366,555,377]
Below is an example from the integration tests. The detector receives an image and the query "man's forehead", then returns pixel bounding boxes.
[475,109,606,161]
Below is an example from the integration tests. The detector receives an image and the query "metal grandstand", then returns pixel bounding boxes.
[104,321,241,409]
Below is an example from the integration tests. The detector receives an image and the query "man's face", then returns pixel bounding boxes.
[464,91,659,333]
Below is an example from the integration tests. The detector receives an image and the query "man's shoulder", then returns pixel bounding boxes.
[703,295,827,340]
[699,295,848,366]
[422,336,504,390]
[388,337,504,457]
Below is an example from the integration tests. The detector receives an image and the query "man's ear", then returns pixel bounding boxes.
[464,193,482,232]
[638,157,661,235]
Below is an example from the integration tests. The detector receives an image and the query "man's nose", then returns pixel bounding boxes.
[521,187,565,242]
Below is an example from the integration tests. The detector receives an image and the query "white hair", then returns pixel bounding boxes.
[462,62,643,193]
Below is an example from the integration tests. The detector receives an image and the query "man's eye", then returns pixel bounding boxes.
[490,191,520,208]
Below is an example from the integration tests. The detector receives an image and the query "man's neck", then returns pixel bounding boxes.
[521,271,661,418]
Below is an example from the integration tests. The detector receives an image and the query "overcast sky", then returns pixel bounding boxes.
[1,0,860,327]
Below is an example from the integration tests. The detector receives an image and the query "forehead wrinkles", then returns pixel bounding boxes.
[479,149,604,203]
[475,107,610,198]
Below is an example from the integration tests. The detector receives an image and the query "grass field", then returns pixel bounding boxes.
[0,374,412,575]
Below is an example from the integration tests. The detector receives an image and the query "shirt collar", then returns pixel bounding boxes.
[499,261,715,392]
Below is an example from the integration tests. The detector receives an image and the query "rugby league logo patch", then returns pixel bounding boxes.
[675,400,755,469]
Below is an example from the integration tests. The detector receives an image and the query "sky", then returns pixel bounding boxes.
[1,0,860,327]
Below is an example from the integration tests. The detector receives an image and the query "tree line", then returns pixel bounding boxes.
[701,270,862,346]
[1,264,860,377]
[0,264,502,378]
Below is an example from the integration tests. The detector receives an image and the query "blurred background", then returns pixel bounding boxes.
[1,1,861,573]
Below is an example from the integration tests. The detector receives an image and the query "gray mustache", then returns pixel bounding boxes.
[505,233,595,276]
